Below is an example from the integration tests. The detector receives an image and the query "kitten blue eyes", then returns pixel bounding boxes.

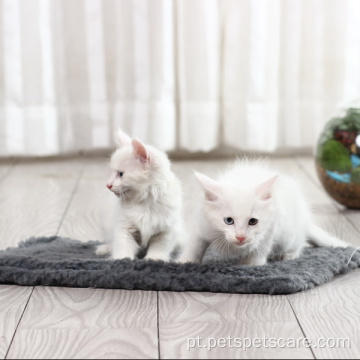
[249,218,258,226]
[224,217,259,226]
[224,217,234,225]
[119,171,124,178]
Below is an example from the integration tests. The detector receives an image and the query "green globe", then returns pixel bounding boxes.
[315,108,360,208]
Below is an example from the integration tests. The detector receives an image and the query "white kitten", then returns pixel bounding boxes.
[180,158,349,265]
[96,130,184,261]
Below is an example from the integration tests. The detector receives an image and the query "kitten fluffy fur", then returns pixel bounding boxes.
[179,158,349,265]
[96,130,184,261]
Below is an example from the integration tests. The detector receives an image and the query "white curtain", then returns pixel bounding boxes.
[1,0,360,156]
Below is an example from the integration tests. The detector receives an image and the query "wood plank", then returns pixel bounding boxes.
[24,158,159,359]
[57,157,113,242]
[0,159,84,359]
[18,287,157,329]
[289,156,360,359]
[0,285,32,359]
[0,160,14,183]
[160,321,311,359]
[159,292,313,359]
[7,287,158,359]
[288,269,360,359]
[0,159,83,250]
[7,328,157,359]
[160,291,296,324]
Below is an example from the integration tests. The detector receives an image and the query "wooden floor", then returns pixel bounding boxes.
[0,156,359,359]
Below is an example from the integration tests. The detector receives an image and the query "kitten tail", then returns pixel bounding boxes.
[308,224,349,248]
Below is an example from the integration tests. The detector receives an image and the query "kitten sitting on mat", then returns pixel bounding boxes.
[179,158,349,265]
[96,130,184,261]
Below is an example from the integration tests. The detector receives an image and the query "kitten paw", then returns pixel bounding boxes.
[144,254,170,262]
[282,252,299,261]
[250,258,267,266]
[112,255,135,260]
[240,256,267,266]
[176,255,201,264]
[95,244,111,256]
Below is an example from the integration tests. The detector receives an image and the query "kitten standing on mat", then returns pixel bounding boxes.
[96,130,184,261]
[179,158,349,265]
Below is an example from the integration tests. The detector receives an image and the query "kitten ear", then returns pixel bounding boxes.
[115,129,132,147]
[195,172,221,202]
[132,139,150,163]
[256,175,278,200]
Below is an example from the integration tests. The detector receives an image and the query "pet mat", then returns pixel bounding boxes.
[0,236,359,295]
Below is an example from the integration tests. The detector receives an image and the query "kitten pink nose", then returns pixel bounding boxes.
[236,236,246,242]
[107,184,113,190]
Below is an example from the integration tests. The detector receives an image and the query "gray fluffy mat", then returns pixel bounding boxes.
[0,236,359,295]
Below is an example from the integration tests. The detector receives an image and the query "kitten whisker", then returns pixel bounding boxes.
[210,237,233,261]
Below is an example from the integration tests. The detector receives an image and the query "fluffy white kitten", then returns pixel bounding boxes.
[180,159,349,265]
[96,130,183,261]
